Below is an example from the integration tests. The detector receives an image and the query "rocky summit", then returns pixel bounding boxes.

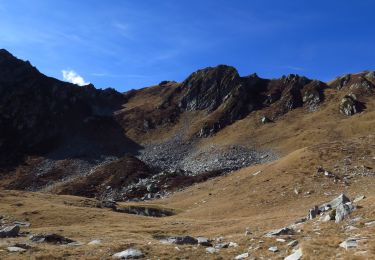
[1,49,375,259]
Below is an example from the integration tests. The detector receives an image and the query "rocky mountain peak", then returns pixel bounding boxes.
[179,65,241,111]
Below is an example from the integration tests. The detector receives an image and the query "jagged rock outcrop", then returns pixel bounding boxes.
[340,94,360,116]
[179,65,241,111]
[178,66,326,136]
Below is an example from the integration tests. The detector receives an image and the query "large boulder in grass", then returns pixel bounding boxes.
[339,94,361,116]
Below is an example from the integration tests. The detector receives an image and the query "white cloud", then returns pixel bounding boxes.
[62,69,89,86]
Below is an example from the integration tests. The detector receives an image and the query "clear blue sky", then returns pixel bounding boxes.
[0,0,374,92]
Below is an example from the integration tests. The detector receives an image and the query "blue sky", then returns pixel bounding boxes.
[0,0,374,92]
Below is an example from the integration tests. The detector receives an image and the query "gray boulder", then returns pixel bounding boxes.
[339,95,360,116]
[0,225,20,238]
[319,193,350,211]
[30,233,75,244]
[197,237,212,246]
[339,239,358,250]
[308,206,320,220]
[164,236,198,245]
[113,248,144,259]
[265,227,294,237]
[335,202,355,223]
[7,246,26,252]
[284,248,302,260]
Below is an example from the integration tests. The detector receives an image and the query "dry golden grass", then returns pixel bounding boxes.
[1,137,375,259]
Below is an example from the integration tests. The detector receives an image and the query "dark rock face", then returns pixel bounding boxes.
[0,49,137,166]
[180,65,241,111]
[0,225,20,238]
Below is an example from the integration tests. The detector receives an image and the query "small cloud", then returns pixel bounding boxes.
[62,69,89,86]
[112,22,133,39]
[284,65,305,71]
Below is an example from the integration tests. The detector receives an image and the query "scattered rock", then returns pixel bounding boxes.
[276,238,286,243]
[7,246,26,252]
[206,247,219,254]
[339,239,358,250]
[115,206,174,217]
[161,236,198,245]
[353,195,366,203]
[365,221,375,226]
[30,233,75,244]
[98,200,118,209]
[335,202,355,223]
[88,239,102,245]
[261,116,272,124]
[339,95,360,116]
[234,252,249,260]
[229,242,239,248]
[265,227,294,237]
[268,246,278,252]
[308,206,319,220]
[214,242,229,249]
[345,225,358,232]
[284,248,302,260]
[113,248,144,259]
[0,225,20,238]
[319,193,350,211]
[287,240,298,247]
[197,237,212,247]
[13,221,30,227]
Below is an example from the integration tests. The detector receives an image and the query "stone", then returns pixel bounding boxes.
[321,214,332,222]
[197,237,212,246]
[284,248,302,260]
[0,225,20,238]
[339,95,360,116]
[206,247,219,254]
[229,241,238,247]
[335,202,355,223]
[265,227,294,237]
[99,200,118,210]
[345,225,358,232]
[234,252,249,260]
[308,206,320,220]
[88,239,102,245]
[214,242,229,249]
[261,116,271,124]
[276,238,286,243]
[319,194,350,211]
[163,236,198,245]
[113,248,144,259]
[365,221,375,226]
[30,233,75,244]
[7,246,26,252]
[365,71,375,80]
[287,240,298,247]
[353,195,366,203]
[268,246,278,252]
[339,239,358,249]
[13,221,30,227]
